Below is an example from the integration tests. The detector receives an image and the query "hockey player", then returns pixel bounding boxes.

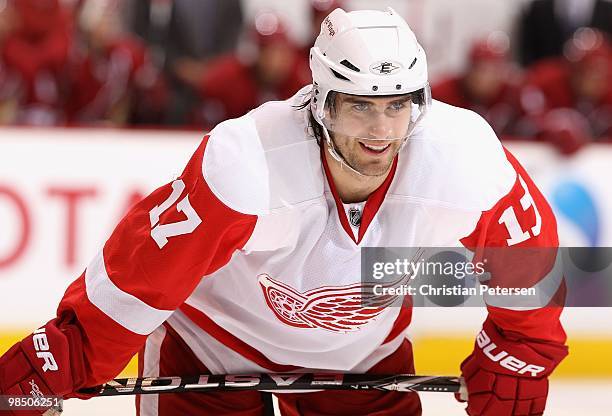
[0,8,567,416]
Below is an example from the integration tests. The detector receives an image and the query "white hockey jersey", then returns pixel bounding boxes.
[56,87,565,387]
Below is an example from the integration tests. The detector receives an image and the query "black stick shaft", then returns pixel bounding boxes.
[79,373,465,397]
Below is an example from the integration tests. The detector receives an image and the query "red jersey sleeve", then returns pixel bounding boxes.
[461,147,566,345]
[56,136,258,386]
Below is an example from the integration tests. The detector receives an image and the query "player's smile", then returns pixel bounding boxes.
[357,140,393,156]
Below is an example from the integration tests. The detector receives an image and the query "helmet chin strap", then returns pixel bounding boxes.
[321,125,368,177]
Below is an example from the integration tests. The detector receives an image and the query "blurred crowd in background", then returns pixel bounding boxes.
[0,0,611,154]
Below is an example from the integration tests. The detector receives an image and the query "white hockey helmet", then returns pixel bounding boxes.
[310,7,430,124]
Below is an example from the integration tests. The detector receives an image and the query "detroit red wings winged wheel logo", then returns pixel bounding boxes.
[258,274,407,333]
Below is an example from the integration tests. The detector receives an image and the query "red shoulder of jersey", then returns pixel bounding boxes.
[55,135,258,385]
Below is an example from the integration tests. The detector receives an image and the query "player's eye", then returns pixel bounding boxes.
[352,103,370,112]
[389,101,407,111]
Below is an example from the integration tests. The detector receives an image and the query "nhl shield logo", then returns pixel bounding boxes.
[348,207,362,227]
[370,60,401,75]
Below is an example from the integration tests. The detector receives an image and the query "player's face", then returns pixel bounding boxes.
[324,93,413,176]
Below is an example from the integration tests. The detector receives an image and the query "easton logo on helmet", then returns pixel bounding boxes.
[370,61,401,75]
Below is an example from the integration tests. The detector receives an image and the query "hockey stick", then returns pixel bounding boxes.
[78,373,467,399]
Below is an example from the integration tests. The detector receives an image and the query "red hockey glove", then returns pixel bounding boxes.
[0,319,86,415]
[456,319,568,416]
